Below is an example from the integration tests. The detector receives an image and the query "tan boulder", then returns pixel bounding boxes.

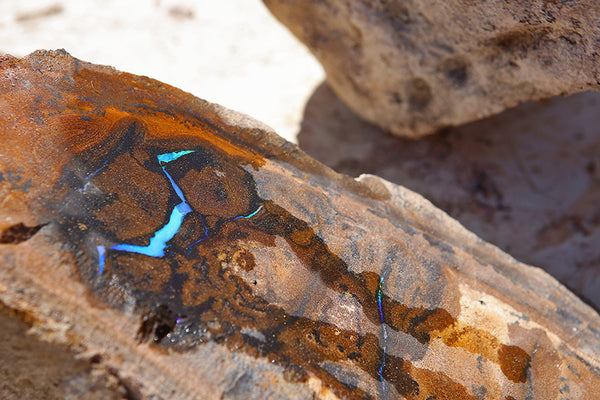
[264,0,600,137]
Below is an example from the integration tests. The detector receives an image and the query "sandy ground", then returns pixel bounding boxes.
[0,0,324,143]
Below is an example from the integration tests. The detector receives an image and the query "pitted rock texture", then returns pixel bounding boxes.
[264,0,600,137]
[1,50,600,399]
[0,305,129,400]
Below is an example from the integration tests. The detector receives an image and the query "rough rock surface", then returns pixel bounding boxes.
[264,0,600,137]
[1,50,600,399]
[0,305,129,400]
[298,83,600,313]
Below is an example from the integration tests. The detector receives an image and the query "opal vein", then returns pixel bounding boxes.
[377,274,388,395]
[111,202,192,257]
[96,150,263,274]
[97,245,106,276]
[109,151,195,258]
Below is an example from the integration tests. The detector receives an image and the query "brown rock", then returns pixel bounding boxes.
[263,0,600,137]
[1,50,599,399]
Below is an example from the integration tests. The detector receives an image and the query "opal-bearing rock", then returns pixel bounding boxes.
[1,50,599,399]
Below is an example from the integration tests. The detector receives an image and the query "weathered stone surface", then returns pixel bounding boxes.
[0,305,128,400]
[1,50,600,399]
[299,82,600,313]
[263,0,600,137]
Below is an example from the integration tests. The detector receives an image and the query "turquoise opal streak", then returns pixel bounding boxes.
[97,245,106,276]
[111,202,192,257]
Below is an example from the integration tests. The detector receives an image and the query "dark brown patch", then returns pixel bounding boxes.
[234,249,256,272]
[406,78,433,111]
[439,56,470,86]
[498,344,530,383]
[471,168,506,211]
[0,223,45,244]
[137,304,178,343]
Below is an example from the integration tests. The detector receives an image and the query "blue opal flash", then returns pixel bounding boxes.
[97,245,106,276]
[231,205,263,221]
[157,150,195,164]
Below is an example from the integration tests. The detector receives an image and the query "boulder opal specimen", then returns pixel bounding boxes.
[1,50,600,399]
[263,0,600,137]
